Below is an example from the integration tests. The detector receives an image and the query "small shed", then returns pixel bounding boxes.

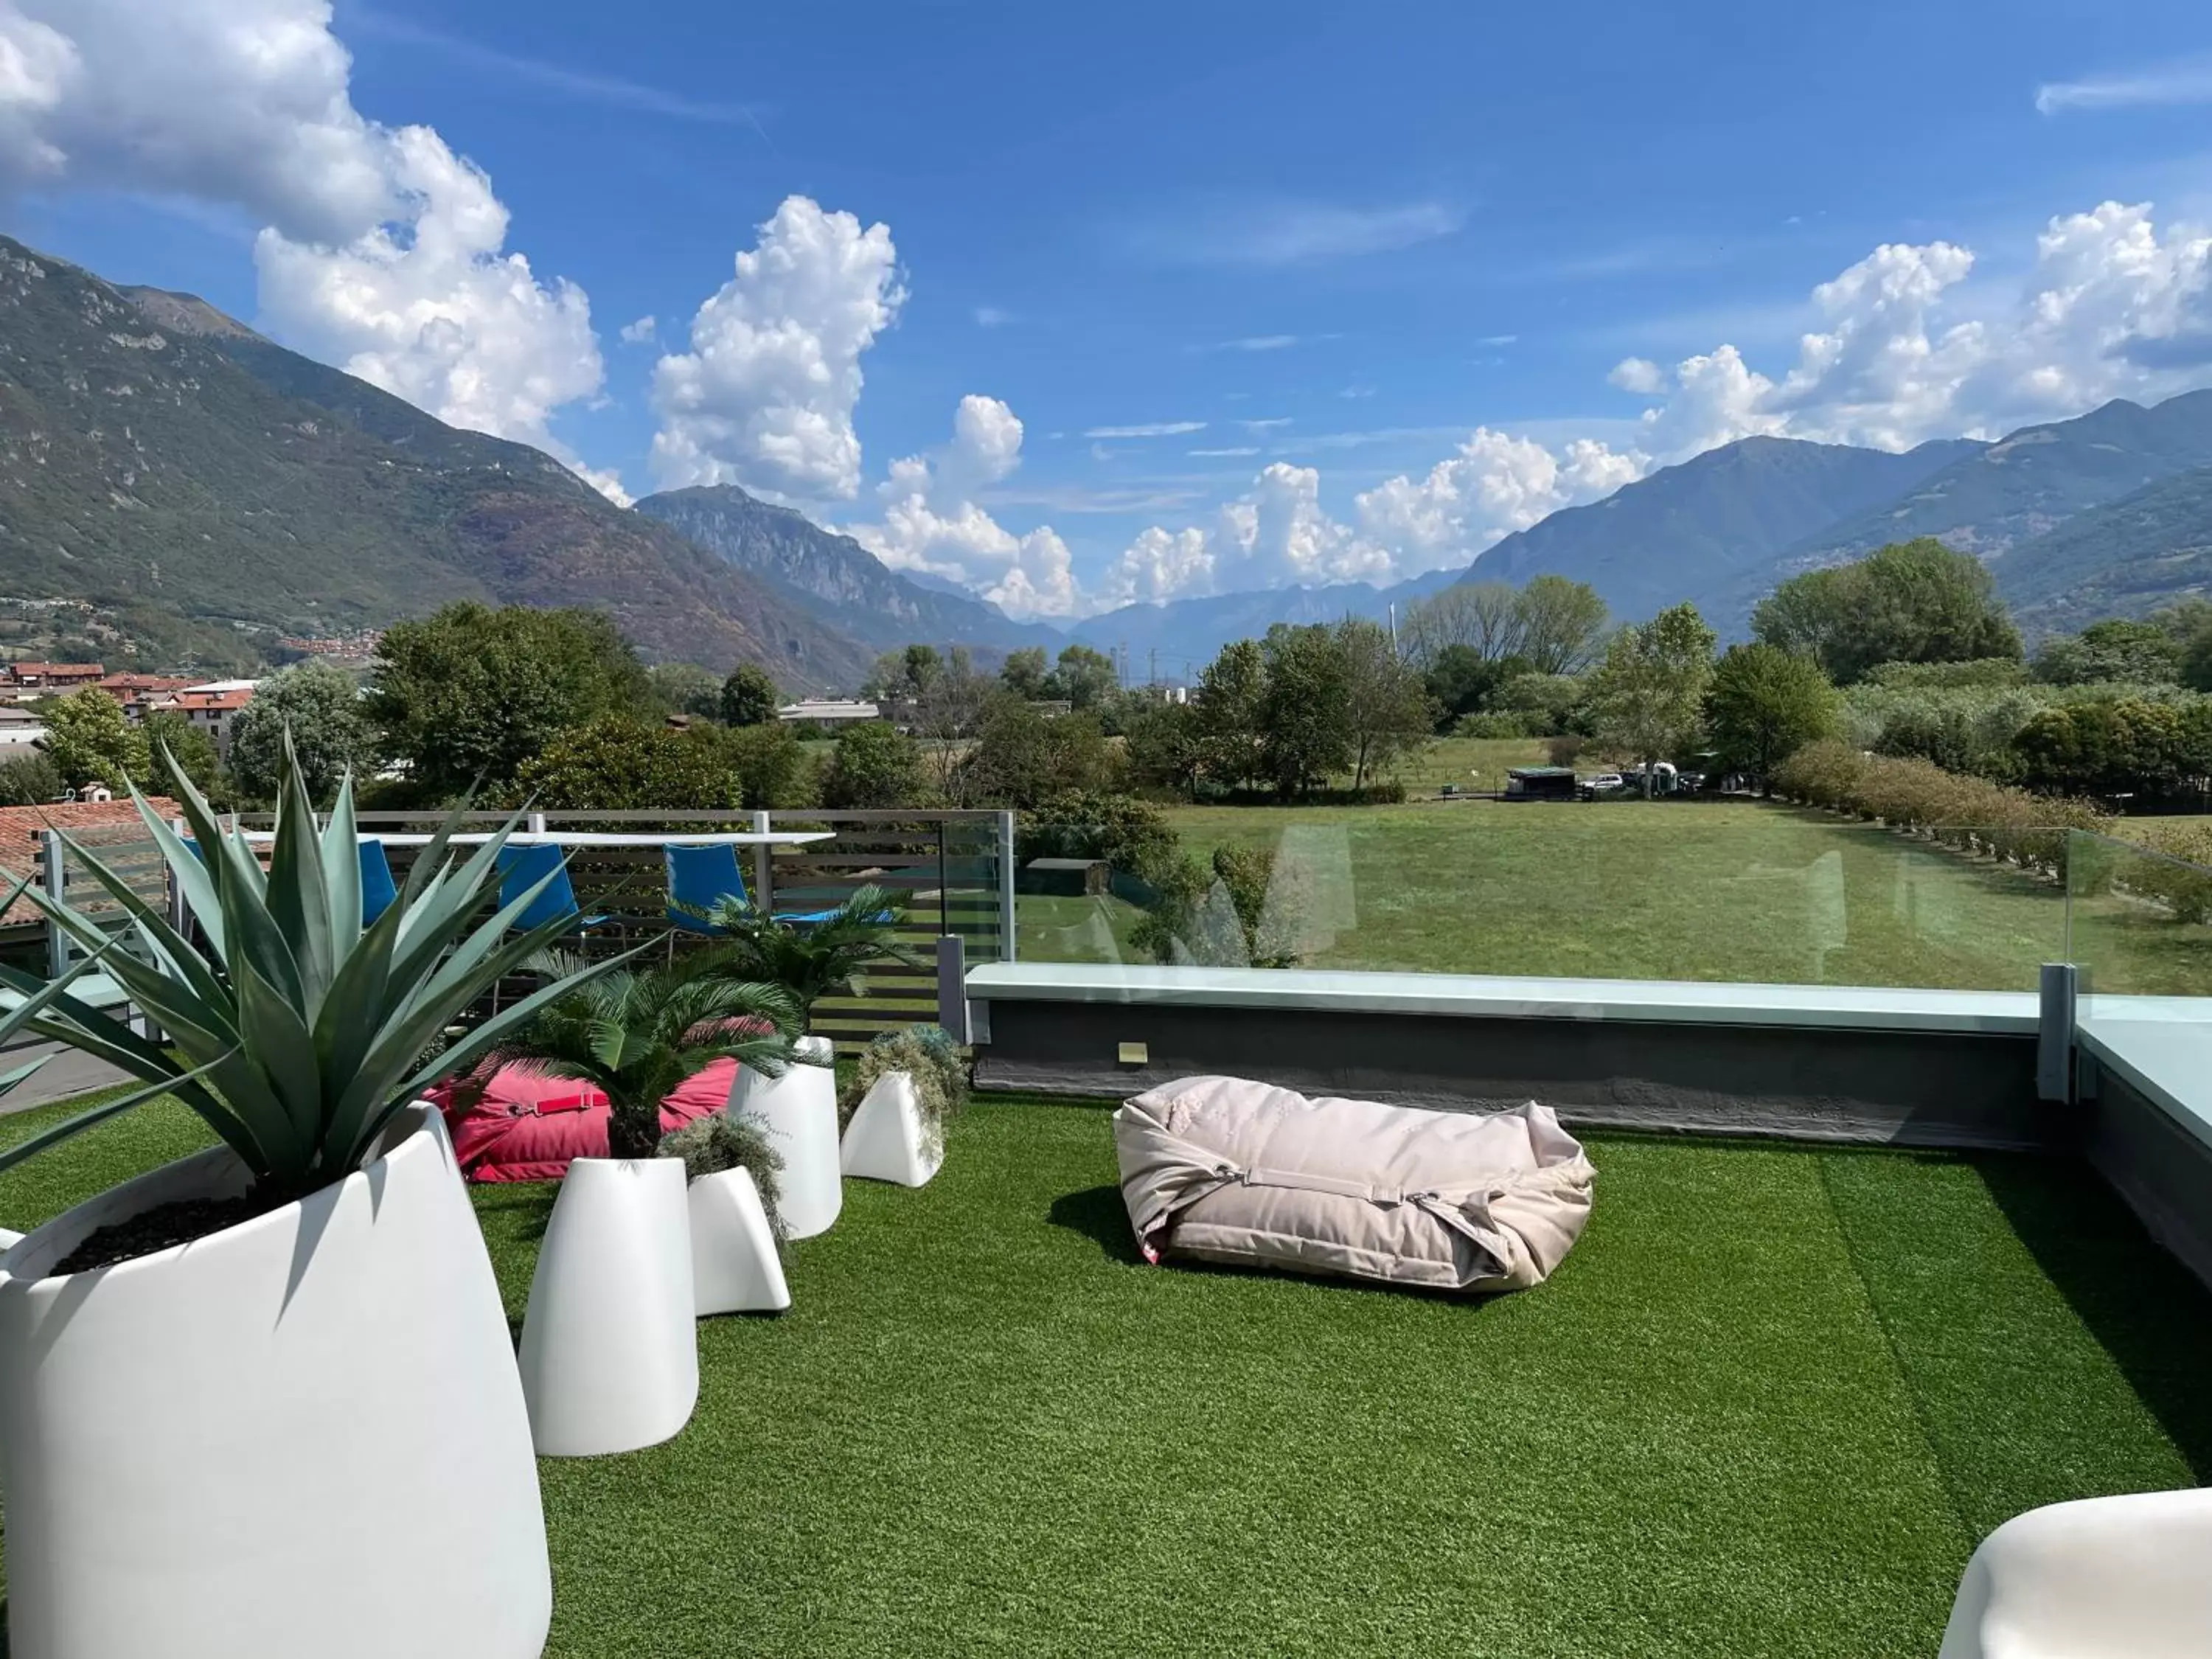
[1505,766,1579,801]
[1020,858,1110,897]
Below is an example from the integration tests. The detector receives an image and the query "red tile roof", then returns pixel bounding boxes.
[0,799,179,926]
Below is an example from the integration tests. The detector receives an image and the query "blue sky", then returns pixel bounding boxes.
[12,1,2212,619]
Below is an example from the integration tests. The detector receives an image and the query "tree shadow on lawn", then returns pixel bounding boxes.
[1978,1152,2212,1481]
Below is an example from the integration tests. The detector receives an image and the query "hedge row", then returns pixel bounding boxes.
[1773,739,2106,874]
[1776,739,2212,922]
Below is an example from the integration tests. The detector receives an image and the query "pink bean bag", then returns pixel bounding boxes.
[429,1059,742,1183]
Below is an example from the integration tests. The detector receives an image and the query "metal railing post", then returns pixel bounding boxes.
[751,810,774,913]
[936,933,969,1043]
[2036,961,2078,1104]
[996,810,1017,964]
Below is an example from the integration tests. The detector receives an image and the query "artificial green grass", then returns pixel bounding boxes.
[1,1094,2207,1657]
[1020,797,2212,996]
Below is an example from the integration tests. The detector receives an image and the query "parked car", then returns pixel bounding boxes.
[1579,773,1626,799]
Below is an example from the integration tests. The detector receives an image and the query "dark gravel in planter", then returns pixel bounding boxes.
[54,1190,289,1275]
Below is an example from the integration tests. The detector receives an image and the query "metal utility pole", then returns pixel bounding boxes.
[1388,602,1399,653]
[1148,647,1157,688]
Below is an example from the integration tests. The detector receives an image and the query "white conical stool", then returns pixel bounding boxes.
[687,1166,790,1314]
[518,1156,698,1456]
[840,1071,942,1187]
[732,1034,841,1238]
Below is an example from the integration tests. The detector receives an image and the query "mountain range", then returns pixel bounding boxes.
[632,485,1061,658]
[5,231,2211,689]
[0,237,869,686]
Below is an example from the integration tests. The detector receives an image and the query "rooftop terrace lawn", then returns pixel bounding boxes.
[3,1094,2210,1658]
[1020,798,2212,995]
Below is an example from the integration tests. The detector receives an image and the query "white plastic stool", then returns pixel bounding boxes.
[733,1034,841,1238]
[840,1071,942,1187]
[687,1166,790,1313]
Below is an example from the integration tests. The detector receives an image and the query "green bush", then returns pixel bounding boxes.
[1018,791,1176,884]
[658,1113,788,1242]
[838,1024,969,1156]
[1452,711,1531,739]
[1773,738,2105,876]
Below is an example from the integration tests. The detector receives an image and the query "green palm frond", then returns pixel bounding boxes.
[698,884,917,1021]
[484,953,803,1158]
[0,731,633,1195]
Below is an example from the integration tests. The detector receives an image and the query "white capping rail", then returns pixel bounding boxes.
[2076,1002,2212,1150]
[963,963,2049,1035]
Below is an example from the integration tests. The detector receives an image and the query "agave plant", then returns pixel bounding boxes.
[0,738,625,1198]
[481,952,802,1159]
[698,885,915,1029]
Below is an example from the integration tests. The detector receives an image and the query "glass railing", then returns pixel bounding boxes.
[2065,828,2212,1001]
[1013,804,2118,993]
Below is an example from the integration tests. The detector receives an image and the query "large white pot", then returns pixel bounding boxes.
[0,1106,550,1659]
[839,1070,943,1188]
[687,1166,790,1315]
[518,1155,697,1456]
[733,1034,841,1238]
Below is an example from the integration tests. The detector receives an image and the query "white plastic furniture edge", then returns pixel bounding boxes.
[734,1035,843,1238]
[0,1107,551,1659]
[840,1071,942,1187]
[966,962,2048,1034]
[688,1166,790,1314]
[1938,1487,2212,1658]
[518,1156,699,1457]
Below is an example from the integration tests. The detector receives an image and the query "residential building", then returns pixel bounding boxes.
[139,680,259,756]
[0,661,104,693]
[0,706,46,749]
[776,698,883,727]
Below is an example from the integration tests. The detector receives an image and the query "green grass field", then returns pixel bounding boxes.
[1018,796,2212,995]
[1,1094,2207,1658]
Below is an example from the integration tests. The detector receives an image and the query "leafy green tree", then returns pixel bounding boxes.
[650,662,725,720]
[2032,619,2183,686]
[1588,603,1717,792]
[821,720,927,808]
[227,661,375,804]
[1515,575,1611,674]
[964,699,1116,808]
[998,647,1051,700]
[723,721,814,809]
[1050,644,1119,711]
[1120,698,1203,797]
[1193,639,1266,791]
[0,751,61,807]
[142,709,223,803]
[1753,539,2022,684]
[2014,697,2212,799]
[512,717,738,810]
[369,603,652,800]
[1257,625,1354,800]
[718,662,782,727]
[1706,643,1838,792]
[1335,617,1435,792]
[1402,582,1525,664]
[41,689,147,791]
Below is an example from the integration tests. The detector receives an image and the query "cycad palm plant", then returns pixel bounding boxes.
[484,953,803,1158]
[698,885,914,1029]
[0,736,621,1196]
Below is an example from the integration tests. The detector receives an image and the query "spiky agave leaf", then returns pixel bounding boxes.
[1,734,638,1195]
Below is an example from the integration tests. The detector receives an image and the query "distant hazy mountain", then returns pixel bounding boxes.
[633,484,1063,659]
[0,236,869,686]
[1997,463,2212,633]
[1065,567,1462,678]
[1458,434,1984,625]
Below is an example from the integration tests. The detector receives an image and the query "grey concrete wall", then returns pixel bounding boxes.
[975,998,2065,1150]
[2084,1071,2212,1290]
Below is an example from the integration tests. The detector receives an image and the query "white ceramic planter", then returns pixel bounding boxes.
[733,1034,841,1238]
[518,1155,698,1456]
[1939,1487,2212,1658]
[839,1070,942,1187]
[0,1107,550,1659]
[687,1166,790,1314]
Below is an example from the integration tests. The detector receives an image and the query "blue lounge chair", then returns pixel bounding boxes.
[495,842,609,934]
[358,838,399,926]
[662,841,848,931]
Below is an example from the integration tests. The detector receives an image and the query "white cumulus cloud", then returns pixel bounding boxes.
[2,0,623,497]
[649,195,906,501]
[1354,429,1644,575]
[845,395,1080,619]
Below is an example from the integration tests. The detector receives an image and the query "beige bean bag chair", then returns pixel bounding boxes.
[1115,1076,1595,1293]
